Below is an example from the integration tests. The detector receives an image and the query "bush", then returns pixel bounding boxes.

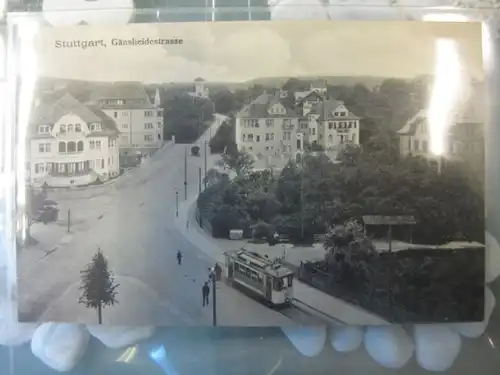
[252,221,273,241]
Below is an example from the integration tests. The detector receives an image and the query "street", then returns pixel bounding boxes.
[18,115,293,326]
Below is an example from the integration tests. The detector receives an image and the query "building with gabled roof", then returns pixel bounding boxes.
[397,85,484,166]
[188,77,209,99]
[87,82,164,158]
[27,93,120,187]
[235,90,361,168]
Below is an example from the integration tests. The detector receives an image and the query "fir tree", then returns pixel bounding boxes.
[79,248,119,324]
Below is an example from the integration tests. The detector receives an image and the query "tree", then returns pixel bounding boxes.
[217,150,254,177]
[79,248,119,324]
[163,95,214,143]
[209,119,237,155]
[212,89,236,115]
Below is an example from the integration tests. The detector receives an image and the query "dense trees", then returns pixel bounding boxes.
[163,95,214,143]
[209,118,237,155]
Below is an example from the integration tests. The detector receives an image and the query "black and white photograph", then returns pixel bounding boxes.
[15,20,485,326]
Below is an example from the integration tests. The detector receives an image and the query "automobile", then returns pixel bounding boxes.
[35,200,59,224]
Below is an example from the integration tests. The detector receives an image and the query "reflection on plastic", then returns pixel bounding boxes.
[116,345,137,363]
[427,38,462,156]
[149,345,181,375]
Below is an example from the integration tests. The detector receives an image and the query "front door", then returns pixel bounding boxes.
[266,276,272,300]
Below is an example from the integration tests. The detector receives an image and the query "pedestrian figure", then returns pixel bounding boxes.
[177,250,183,265]
[214,263,222,281]
[186,219,190,230]
[202,282,210,306]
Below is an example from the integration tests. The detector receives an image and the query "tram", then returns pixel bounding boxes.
[223,249,295,306]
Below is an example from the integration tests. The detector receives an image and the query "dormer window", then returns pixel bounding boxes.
[38,125,50,134]
[60,125,66,133]
[89,123,102,132]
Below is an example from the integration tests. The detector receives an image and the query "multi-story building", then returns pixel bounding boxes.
[397,92,484,169]
[87,83,164,157]
[27,93,120,187]
[235,90,361,164]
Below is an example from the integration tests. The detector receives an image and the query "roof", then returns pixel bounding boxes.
[28,93,119,138]
[236,92,298,119]
[194,77,205,82]
[314,99,361,121]
[310,79,327,89]
[88,82,155,108]
[397,83,484,135]
[362,215,417,226]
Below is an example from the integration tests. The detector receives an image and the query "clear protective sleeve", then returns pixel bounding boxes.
[1,1,500,374]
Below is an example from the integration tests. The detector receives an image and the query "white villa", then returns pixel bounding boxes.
[27,93,120,188]
[87,83,164,157]
[188,77,210,99]
[235,89,360,167]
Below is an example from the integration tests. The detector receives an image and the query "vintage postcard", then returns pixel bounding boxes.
[13,20,485,326]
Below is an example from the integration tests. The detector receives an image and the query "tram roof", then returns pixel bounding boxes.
[224,249,295,277]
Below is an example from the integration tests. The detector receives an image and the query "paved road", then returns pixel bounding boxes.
[18,115,294,326]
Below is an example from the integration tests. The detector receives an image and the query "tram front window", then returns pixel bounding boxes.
[273,278,284,291]
[287,275,293,287]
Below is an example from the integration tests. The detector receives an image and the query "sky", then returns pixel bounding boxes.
[26,20,484,83]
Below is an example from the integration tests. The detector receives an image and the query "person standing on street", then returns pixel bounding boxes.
[202,282,210,306]
[215,263,222,281]
[177,250,183,265]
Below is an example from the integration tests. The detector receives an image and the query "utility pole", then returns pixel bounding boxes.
[204,141,208,189]
[209,267,217,326]
[300,153,304,240]
[67,209,71,233]
[198,167,202,193]
[184,147,188,200]
[175,191,179,217]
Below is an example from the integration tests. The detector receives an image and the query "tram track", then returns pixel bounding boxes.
[279,298,347,326]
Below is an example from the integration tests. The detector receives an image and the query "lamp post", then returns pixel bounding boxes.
[204,141,208,189]
[208,267,217,326]
[184,147,188,200]
[175,191,179,218]
[198,167,202,193]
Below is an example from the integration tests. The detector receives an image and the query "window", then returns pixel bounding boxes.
[58,142,66,153]
[334,112,339,116]
[68,124,74,132]
[413,140,419,151]
[59,125,66,133]
[144,135,154,141]
[157,122,162,128]
[77,141,84,152]
[108,139,116,148]
[145,111,153,117]
[75,124,81,132]
[157,111,162,117]
[58,163,65,173]
[35,163,45,174]
[38,125,50,134]
[38,143,51,153]
[248,134,254,141]
[96,159,105,169]
[256,135,260,142]
[266,119,274,127]
[328,135,333,141]
[351,133,356,142]
[311,128,316,135]
[242,134,246,141]
[89,124,102,132]
[329,122,333,130]
[158,133,161,140]
[67,141,76,153]
[90,140,95,149]
[144,123,154,129]
[114,112,118,118]
[122,124,128,129]
[95,140,101,150]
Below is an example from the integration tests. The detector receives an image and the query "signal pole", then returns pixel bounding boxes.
[184,147,188,200]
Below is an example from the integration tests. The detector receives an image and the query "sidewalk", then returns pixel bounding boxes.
[174,199,389,325]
